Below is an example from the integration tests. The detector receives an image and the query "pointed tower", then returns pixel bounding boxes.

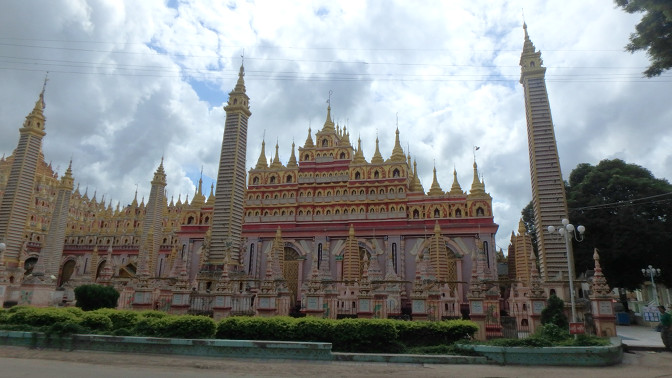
[519,24,569,280]
[387,128,406,163]
[33,161,75,280]
[370,137,384,164]
[211,62,251,265]
[287,142,298,168]
[427,166,444,196]
[448,168,463,195]
[137,159,167,277]
[0,84,48,268]
[255,140,268,169]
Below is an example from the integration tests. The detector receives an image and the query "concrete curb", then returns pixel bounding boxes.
[454,337,623,366]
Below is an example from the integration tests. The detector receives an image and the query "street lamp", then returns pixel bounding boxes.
[548,218,586,324]
[641,265,661,306]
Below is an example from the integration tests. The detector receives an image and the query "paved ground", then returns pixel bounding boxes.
[1,345,671,378]
[0,324,668,377]
[617,324,666,350]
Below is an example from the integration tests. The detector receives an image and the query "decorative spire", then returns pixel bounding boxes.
[371,136,384,164]
[469,161,485,195]
[255,139,268,169]
[448,168,463,195]
[591,248,612,297]
[340,126,351,147]
[352,137,367,164]
[388,127,405,162]
[409,159,424,192]
[191,172,206,206]
[304,126,314,148]
[234,62,247,94]
[206,183,215,205]
[520,23,545,82]
[152,158,167,186]
[428,165,444,196]
[270,141,284,168]
[518,218,527,234]
[287,142,298,167]
[322,94,335,132]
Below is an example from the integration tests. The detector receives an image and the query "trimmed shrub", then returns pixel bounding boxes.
[47,320,90,337]
[92,309,140,330]
[154,315,216,339]
[396,319,477,347]
[132,317,161,337]
[332,319,402,353]
[138,310,168,319]
[74,285,120,311]
[80,312,113,332]
[535,323,570,343]
[7,307,78,327]
[292,317,334,342]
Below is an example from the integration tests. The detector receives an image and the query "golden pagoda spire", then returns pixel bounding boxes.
[518,218,527,234]
[255,139,268,169]
[270,140,283,168]
[206,183,215,205]
[371,136,384,164]
[388,127,405,162]
[470,161,485,194]
[322,94,335,132]
[287,141,298,167]
[448,168,463,195]
[427,165,444,196]
[304,126,314,148]
[409,159,424,192]
[352,137,367,164]
[191,170,206,206]
[340,126,351,146]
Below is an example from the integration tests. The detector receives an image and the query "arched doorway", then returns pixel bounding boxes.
[96,261,107,280]
[58,260,76,286]
[23,257,38,276]
[283,247,301,307]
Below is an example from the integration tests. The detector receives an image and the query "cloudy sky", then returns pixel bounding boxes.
[1,0,670,253]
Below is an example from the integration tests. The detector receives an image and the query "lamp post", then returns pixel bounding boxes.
[641,265,661,306]
[547,218,586,324]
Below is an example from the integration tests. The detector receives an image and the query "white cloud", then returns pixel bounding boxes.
[1,0,670,254]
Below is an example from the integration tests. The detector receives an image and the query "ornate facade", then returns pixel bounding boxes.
[0,66,497,317]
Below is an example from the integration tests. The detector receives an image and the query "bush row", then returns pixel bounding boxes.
[0,306,215,339]
[0,307,478,352]
[215,316,477,352]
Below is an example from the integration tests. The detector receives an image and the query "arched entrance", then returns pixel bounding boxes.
[283,247,301,307]
[23,257,38,276]
[58,260,76,286]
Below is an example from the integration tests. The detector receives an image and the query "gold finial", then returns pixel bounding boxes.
[327,90,333,107]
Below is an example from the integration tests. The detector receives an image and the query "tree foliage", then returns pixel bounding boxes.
[74,284,120,311]
[615,0,672,77]
[521,201,539,258]
[566,159,672,289]
[540,295,569,330]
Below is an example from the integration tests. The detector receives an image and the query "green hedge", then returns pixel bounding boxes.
[215,316,477,353]
[0,306,478,352]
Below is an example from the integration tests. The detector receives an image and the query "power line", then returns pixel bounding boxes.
[570,192,672,211]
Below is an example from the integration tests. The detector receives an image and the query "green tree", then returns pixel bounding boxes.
[541,295,569,330]
[615,0,672,77]
[521,201,539,258]
[565,159,672,291]
[74,284,120,311]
